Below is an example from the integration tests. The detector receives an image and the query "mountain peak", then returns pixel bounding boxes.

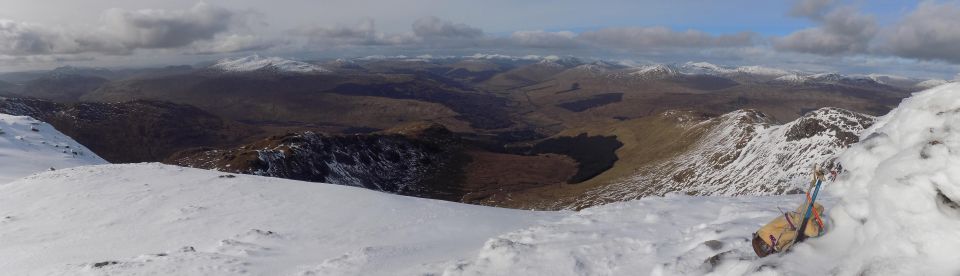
[630,64,678,79]
[210,55,329,74]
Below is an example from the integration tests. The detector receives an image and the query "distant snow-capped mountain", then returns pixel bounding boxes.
[577,107,873,207]
[772,73,843,84]
[615,61,945,90]
[682,62,792,77]
[209,55,329,74]
[622,62,794,82]
[627,64,679,80]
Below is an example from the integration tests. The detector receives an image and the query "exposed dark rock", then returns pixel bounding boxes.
[703,240,724,251]
[92,261,118,268]
[556,93,623,112]
[0,97,260,163]
[169,125,470,200]
[785,108,874,146]
[526,133,623,183]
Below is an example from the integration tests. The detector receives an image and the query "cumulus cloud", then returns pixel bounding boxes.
[98,3,238,49]
[412,16,483,39]
[294,16,489,49]
[0,20,96,55]
[774,7,877,55]
[509,30,578,48]
[292,18,416,47]
[0,3,269,57]
[886,2,960,63]
[578,27,755,49]
[292,17,759,54]
[0,54,96,65]
[188,34,277,55]
[789,0,836,19]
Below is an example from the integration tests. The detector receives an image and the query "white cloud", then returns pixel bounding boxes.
[0,3,272,57]
[187,34,277,55]
[509,30,578,48]
[98,3,237,49]
[412,16,483,39]
[885,2,960,63]
[578,27,755,49]
[774,7,876,55]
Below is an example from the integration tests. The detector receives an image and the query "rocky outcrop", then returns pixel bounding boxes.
[575,108,874,208]
[169,124,470,200]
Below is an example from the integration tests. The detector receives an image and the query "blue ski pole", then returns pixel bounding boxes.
[796,170,824,243]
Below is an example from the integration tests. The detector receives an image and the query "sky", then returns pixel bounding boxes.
[1,0,959,79]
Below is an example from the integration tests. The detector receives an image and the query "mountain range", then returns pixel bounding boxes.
[0,55,936,209]
[1,83,958,275]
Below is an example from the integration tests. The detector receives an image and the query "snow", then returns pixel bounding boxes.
[681,62,790,77]
[760,83,960,275]
[685,62,725,72]
[0,162,828,275]
[773,72,871,85]
[210,55,329,74]
[629,64,679,79]
[444,194,828,276]
[916,79,949,89]
[581,108,872,207]
[622,62,793,81]
[773,74,806,84]
[0,163,563,275]
[733,66,790,77]
[2,84,960,275]
[0,113,106,183]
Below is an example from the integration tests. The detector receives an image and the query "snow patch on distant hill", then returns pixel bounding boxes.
[627,64,679,80]
[682,62,790,77]
[623,62,793,82]
[0,113,106,183]
[210,55,329,74]
[915,78,950,89]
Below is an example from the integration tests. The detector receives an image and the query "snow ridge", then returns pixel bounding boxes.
[0,113,106,183]
[578,108,873,207]
[210,55,329,74]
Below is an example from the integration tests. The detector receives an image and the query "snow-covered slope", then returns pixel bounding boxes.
[0,162,816,275]
[209,55,329,74]
[764,83,960,275]
[0,113,106,183]
[682,62,791,78]
[0,163,562,275]
[579,108,873,207]
[3,85,959,275]
[630,64,678,79]
[449,84,960,276]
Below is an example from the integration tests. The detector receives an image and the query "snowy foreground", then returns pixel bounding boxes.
[0,114,106,183]
[0,163,809,275]
[2,84,960,275]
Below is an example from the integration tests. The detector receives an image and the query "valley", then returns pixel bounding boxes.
[0,55,932,210]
